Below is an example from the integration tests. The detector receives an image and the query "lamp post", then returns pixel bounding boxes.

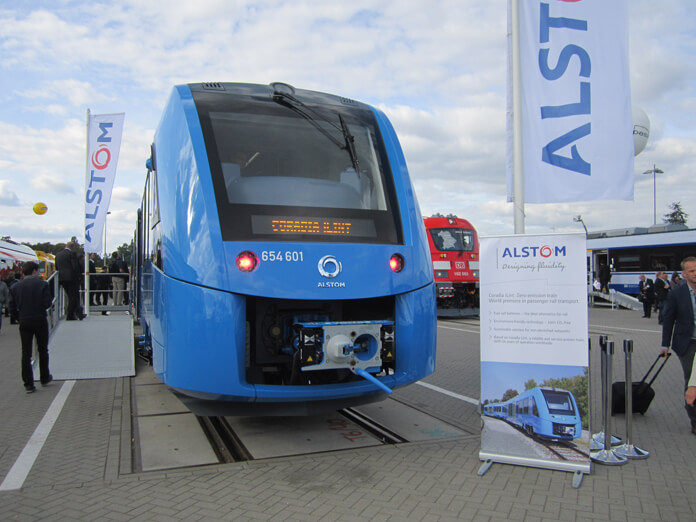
[643,164,664,225]
[103,211,112,262]
[574,215,588,235]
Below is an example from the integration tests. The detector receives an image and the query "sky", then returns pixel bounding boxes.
[1,1,695,253]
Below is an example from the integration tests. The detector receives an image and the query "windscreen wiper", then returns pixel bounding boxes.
[338,113,361,176]
[272,90,360,174]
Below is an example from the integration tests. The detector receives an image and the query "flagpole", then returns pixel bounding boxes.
[84,109,91,317]
[511,0,525,234]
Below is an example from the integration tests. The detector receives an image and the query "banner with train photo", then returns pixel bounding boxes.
[479,233,591,475]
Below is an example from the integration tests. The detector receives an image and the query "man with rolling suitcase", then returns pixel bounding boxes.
[660,256,696,435]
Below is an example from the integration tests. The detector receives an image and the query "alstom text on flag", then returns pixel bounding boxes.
[538,3,591,176]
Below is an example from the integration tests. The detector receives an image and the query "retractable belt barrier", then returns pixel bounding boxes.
[590,339,628,465]
[591,335,622,452]
[614,339,649,459]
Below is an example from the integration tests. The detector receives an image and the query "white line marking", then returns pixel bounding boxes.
[0,380,76,491]
[416,381,479,406]
[437,325,480,334]
[591,325,660,334]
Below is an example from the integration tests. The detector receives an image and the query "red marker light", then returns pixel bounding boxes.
[236,251,259,272]
[389,254,404,273]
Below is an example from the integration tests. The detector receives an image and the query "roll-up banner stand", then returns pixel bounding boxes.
[479,233,591,477]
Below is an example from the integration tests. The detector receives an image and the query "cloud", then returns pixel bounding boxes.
[21,79,106,107]
[30,174,76,195]
[0,0,695,248]
[0,180,21,206]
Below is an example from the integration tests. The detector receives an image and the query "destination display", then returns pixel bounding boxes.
[251,215,377,237]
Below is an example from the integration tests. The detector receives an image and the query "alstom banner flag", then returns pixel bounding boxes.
[84,112,125,253]
[507,0,633,203]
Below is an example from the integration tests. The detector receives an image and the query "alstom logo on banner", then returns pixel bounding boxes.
[538,1,591,176]
[84,114,124,252]
[501,245,567,258]
[85,123,114,235]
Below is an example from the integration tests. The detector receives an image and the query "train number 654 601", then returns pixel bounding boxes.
[261,250,304,262]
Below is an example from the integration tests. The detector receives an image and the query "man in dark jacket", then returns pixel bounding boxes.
[598,260,611,293]
[56,241,84,320]
[10,261,53,393]
[654,271,670,324]
[639,274,655,318]
[660,256,696,434]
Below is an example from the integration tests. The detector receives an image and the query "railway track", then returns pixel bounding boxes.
[196,402,459,464]
[540,439,590,462]
[488,416,590,463]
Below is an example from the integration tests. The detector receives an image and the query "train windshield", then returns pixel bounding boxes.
[429,228,475,252]
[541,390,575,415]
[193,89,402,244]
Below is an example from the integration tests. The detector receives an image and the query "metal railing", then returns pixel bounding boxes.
[82,272,131,314]
[47,272,132,336]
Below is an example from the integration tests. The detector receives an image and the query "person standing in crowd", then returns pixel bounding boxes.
[654,271,671,324]
[598,260,611,293]
[660,256,696,435]
[95,262,110,315]
[0,277,9,333]
[56,241,84,320]
[5,273,19,324]
[639,274,655,318]
[88,253,97,307]
[109,252,128,306]
[672,272,683,289]
[10,261,53,393]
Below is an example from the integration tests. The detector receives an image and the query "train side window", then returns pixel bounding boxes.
[149,169,161,229]
[614,254,640,270]
[532,397,539,416]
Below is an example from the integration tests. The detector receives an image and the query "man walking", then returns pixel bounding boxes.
[660,256,696,434]
[10,261,53,393]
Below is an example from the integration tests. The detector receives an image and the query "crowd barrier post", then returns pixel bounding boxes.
[591,335,621,450]
[591,340,628,465]
[615,339,649,459]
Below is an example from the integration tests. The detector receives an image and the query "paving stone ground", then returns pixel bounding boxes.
[0,307,695,521]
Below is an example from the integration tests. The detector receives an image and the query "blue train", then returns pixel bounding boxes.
[482,387,582,440]
[132,82,436,415]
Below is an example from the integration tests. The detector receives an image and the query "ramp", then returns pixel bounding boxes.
[589,290,641,311]
[36,315,135,380]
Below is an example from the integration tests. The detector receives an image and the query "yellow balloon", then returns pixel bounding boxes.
[33,202,48,215]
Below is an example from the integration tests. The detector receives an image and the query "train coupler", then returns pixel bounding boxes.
[294,321,395,377]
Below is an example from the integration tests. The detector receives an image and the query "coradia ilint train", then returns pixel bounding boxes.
[132,82,436,415]
[482,387,582,440]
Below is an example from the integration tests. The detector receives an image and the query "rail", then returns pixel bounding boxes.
[82,272,131,314]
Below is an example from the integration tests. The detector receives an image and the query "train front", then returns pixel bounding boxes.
[424,215,480,317]
[141,82,436,415]
[537,388,582,440]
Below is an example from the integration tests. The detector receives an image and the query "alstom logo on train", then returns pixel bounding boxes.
[501,245,567,258]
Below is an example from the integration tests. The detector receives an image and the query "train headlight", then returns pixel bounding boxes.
[236,251,259,272]
[389,254,404,273]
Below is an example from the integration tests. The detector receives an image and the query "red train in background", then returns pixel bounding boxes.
[424,215,480,317]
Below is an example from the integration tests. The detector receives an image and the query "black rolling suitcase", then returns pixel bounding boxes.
[611,353,671,415]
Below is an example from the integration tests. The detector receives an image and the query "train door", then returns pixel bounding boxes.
[590,249,608,288]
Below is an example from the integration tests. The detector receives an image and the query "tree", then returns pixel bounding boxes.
[501,388,519,402]
[663,202,688,225]
[524,378,538,391]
